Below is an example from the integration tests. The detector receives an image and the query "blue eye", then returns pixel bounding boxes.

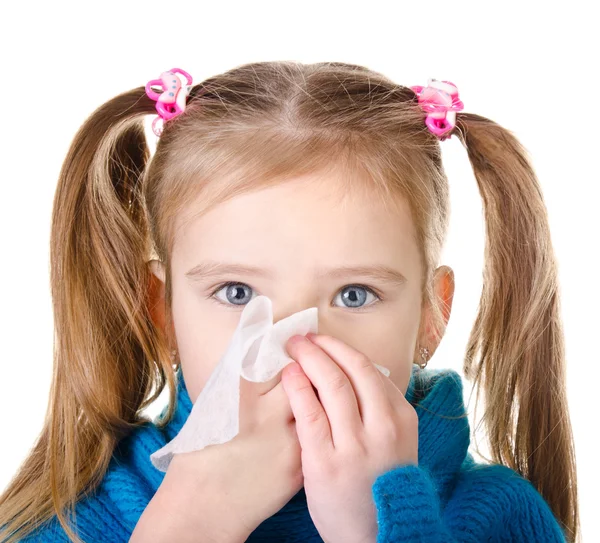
[333,285,379,309]
[212,282,254,306]
[210,282,381,310]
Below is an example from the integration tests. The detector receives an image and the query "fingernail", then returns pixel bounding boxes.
[306,333,317,341]
[287,362,302,374]
[290,335,307,345]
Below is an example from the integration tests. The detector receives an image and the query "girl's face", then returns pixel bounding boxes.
[150,170,454,402]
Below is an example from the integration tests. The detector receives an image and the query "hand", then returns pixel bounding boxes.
[134,374,304,543]
[282,333,419,543]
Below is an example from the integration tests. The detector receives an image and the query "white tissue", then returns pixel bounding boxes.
[150,295,391,472]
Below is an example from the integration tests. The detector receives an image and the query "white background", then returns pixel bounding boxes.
[0,1,597,540]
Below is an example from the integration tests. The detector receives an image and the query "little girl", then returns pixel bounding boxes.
[0,62,579,543]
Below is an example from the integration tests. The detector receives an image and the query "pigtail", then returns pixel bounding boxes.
[0,88,177,542]
[453,113,579,542]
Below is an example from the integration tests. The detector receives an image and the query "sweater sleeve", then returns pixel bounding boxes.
[17,463,152,543]
[501,474,568,542]
[372,464,568,543]
[16,495,133,543]
[372,465,457,542]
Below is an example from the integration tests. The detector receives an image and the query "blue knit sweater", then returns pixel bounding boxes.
[18,366,568,542]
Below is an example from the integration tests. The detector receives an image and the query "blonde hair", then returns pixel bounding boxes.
[0,61,579,542]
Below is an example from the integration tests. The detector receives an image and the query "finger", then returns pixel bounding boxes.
[305,334,392,429]
[377,370,411,409]
[239,374,264,411]
[286,335,362,449]
[281,361,334,453]
[376,372,419,434]
[239,371,283,423]
[262,370,295,422]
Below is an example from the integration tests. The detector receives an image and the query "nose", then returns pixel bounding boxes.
[272,298,321,329]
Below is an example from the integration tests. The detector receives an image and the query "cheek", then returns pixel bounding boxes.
[356,316,419,374]
[178,330,234,402]
[393,366,413,397]
[171,293,240,402]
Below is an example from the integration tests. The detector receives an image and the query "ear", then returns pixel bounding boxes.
[147,259,167,332]
[417,265,455,359]
[434,265,454,329]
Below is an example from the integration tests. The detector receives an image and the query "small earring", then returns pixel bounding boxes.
[170,348,180,370]
[417,346,430,369]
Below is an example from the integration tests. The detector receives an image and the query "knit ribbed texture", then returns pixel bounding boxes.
[18,366,568,542]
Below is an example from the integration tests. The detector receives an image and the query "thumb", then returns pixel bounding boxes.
[239,370,282,402]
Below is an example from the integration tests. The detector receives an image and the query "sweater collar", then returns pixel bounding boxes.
[403,365,472,503]
[160,364,471,503]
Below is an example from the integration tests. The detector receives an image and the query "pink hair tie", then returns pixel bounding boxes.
[410,79,464,140]
[145,68,194,137]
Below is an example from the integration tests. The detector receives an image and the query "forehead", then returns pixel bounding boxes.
[173,171,419,270]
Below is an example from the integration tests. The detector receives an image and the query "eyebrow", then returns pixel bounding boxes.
[185,260,407,286]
